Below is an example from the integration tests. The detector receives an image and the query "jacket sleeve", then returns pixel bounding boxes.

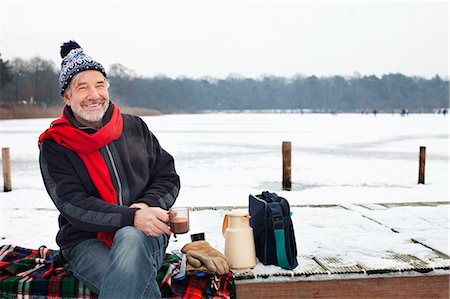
[135,120,180,210]
[39,139,138,233]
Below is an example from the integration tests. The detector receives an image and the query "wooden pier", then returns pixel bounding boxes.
[235,273,449,299]
[189,201,450,299]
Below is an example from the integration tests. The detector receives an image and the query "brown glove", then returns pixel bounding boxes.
[181,241,231,275]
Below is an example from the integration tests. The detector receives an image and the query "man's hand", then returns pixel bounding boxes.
[133,206,171,237]
[130,202,150,210]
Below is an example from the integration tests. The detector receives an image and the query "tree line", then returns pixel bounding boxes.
[1,55,448,113]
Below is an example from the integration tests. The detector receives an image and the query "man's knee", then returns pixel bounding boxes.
[114,226,145,244]
[112,226,167,255]
[109,227,167,273]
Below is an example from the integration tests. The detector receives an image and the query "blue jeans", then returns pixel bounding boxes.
[63,227,169,299]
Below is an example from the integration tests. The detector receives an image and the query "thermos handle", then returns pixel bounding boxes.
[222,214,229,236]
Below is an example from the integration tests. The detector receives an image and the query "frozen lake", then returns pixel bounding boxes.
[0,112,448,249]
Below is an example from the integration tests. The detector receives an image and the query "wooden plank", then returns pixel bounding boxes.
[236,274,450,299]
[389,252,432,272]
[355,203,388,210]
[411,238,450,260]
[380,201,448,208]
[233,256,328,280]
[187,201,447,211]
[357,251,435,274]
[293,255,328,276]
[313,256,364,274]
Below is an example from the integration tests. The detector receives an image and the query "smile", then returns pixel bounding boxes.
[81,100,105,109]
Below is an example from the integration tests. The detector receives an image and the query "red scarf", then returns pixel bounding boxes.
[38,104,123,248]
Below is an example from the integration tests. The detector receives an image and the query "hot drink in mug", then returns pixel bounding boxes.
[169,207,190,234]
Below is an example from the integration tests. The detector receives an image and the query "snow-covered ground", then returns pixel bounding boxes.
[0,112,448,272]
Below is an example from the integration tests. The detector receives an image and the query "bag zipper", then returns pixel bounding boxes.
[253,195,269,262]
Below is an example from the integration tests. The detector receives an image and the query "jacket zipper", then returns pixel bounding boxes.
[105,144,123,206]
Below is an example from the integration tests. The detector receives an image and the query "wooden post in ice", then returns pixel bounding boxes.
[2,147,12,192]
[418,146,426,184]
[282,141,292,191]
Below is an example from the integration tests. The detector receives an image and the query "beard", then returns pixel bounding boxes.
[71,97,110,124]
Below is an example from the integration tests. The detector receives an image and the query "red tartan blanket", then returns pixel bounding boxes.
[0,245,236,299]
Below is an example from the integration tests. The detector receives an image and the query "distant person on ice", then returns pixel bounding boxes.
[38,41,180,298]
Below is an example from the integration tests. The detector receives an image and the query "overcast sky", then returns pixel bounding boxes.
[0,1,448,79]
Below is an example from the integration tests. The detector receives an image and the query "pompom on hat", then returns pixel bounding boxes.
[59,40,107,96]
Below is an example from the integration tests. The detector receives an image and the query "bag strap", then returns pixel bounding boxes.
[274,228,290,269]
[268,202,290,269]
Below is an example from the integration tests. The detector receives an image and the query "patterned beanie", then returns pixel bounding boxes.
[59,40,107,96]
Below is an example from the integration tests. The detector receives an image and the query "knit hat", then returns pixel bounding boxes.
[59,40,107,96]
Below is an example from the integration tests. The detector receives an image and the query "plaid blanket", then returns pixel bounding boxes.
[0,245,236,299]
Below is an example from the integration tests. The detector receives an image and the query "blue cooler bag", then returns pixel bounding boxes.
[249,191,298,270]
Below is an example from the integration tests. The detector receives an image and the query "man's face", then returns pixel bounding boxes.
[64,70,110,127]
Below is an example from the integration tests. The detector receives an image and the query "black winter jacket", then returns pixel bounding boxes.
[39,104,180,250]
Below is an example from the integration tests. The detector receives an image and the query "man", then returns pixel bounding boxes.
[39,41,180,298]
